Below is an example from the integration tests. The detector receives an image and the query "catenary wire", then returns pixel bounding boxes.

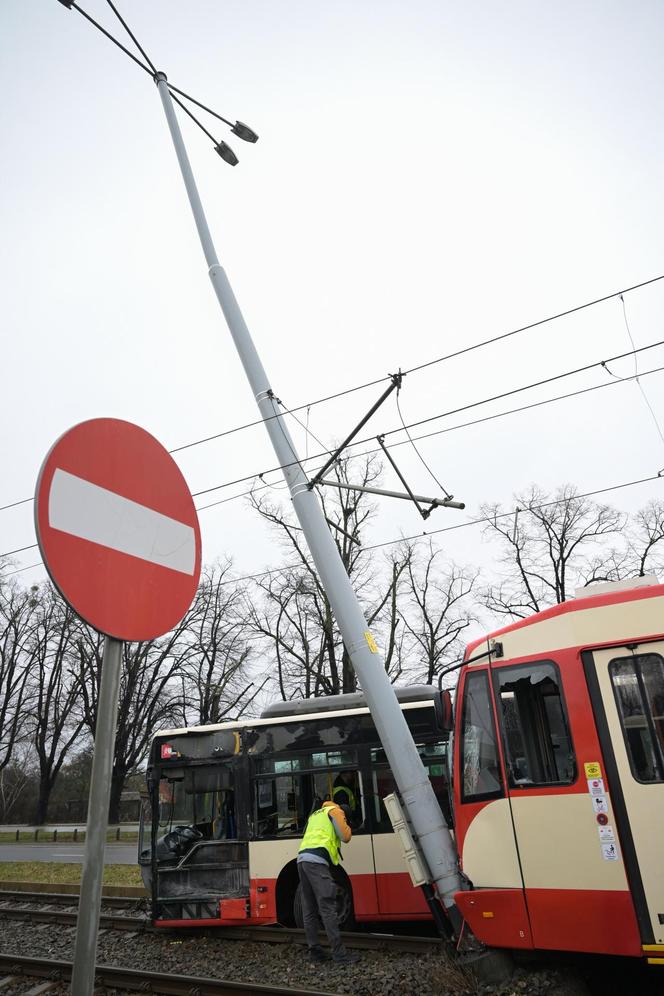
[620,295,664,455]
[2,355,663,553]
[8,472,662,582]
[188,339,664,500]
[193,363,664,511]
[394,382,452,499]
[195,363,664,511]
[3,277,664,514]
[170,273,664,456]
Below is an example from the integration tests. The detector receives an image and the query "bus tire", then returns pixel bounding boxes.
[293,871,355,931]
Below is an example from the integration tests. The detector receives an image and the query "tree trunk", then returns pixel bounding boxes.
[33,774,52,826]
[108,769,126,824]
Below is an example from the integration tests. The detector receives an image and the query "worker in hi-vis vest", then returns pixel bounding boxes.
[297,799,360,964]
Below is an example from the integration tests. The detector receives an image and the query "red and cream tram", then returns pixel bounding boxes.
[140,576,664,963]
[454,576,664,963]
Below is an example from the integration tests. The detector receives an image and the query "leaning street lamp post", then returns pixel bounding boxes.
[152,72,465,932]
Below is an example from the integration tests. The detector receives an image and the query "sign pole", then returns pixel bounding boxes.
[70,635,123,996]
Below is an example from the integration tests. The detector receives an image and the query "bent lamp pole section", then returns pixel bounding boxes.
[154,72,463,931]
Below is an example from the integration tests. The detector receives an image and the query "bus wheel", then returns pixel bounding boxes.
[293,874,355,931]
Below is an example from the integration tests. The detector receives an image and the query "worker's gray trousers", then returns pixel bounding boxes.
[297,860,342,955]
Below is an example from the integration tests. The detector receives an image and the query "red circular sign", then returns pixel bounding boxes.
[35,419,202,641]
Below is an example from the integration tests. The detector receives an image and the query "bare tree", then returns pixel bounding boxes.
[74,614,198,823]
[401,541,478,686]
[247,455,411,698]
[625,499,664,578]
[0,575,37,773]
[181,561,262,724]
[29,586,88,824]
[480,484,625,620]
[0,747,36,823]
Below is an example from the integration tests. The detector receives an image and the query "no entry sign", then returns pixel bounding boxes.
[35,418,202,641]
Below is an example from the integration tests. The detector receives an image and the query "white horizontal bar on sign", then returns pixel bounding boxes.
[48,468,196,576]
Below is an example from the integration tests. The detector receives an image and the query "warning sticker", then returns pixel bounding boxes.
[584,762,602,779]
[601,842,619,861]
[598,825,615,842]
[592,796,609,814]
[588,778,606,796]
[364,631,378,653]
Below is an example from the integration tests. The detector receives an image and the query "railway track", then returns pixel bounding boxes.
[0,953,339,995]
[0,892,446,954]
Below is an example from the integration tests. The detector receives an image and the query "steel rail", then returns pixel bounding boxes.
[0,953,338,996]
[0,905,146,931]
[0,888,142,907]
[0,901,446,954]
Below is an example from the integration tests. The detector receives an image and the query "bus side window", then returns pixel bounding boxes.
[255,774,301,836]
[610,653,664,783]
[371,766,397,832]
[495,661,575,787]
[460,671,503,802]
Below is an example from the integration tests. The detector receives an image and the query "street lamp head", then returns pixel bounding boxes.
[56,0,74,6]
[231,121,258,144]
[214,141,239,166]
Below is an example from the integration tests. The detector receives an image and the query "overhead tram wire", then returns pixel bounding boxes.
[189,339,664,501]
[194,361,664,512]
[169,272,664,454]
[7,471,663,582]
[5,359,663,560]
[2,344,664,526]
[2,272,664,513]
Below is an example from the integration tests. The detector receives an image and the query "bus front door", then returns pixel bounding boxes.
[584,642,664,950]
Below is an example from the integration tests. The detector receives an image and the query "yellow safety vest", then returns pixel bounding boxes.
[332,783,356,810]
[299,807,340,865]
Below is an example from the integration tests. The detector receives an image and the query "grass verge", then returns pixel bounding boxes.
[0,861,143,887]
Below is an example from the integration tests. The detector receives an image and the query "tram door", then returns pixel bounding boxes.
[586,642,664,945]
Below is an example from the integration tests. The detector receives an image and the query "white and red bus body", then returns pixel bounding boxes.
[453,577,664,964]
[142,686,452,929]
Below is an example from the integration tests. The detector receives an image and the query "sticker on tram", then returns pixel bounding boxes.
[601,842,620,861]
[592,796,609,814]
[598,825,615,842]
[588,777,606,796]
[584,761,602,778]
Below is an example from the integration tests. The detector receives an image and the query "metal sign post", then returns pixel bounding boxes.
[70,635,122,996]
[34,418,202,991]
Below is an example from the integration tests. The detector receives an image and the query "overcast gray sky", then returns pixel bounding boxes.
[2,0,664,588]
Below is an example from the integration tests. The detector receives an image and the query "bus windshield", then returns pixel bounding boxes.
[159,763,237,839]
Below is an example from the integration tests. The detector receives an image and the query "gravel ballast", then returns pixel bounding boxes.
[0,918,629,996]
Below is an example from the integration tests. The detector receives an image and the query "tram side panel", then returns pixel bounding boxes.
[453,648,643,957]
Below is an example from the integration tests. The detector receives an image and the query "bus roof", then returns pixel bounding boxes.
[153,687,438,741]
[260,684,438,719]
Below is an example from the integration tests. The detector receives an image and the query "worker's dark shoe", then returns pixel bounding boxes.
[308,945,330,962]
[332,949,360,964]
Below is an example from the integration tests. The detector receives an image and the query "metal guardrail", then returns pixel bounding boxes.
[0,823,139,842]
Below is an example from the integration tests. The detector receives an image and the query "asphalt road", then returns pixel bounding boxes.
[0,843,138,864]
